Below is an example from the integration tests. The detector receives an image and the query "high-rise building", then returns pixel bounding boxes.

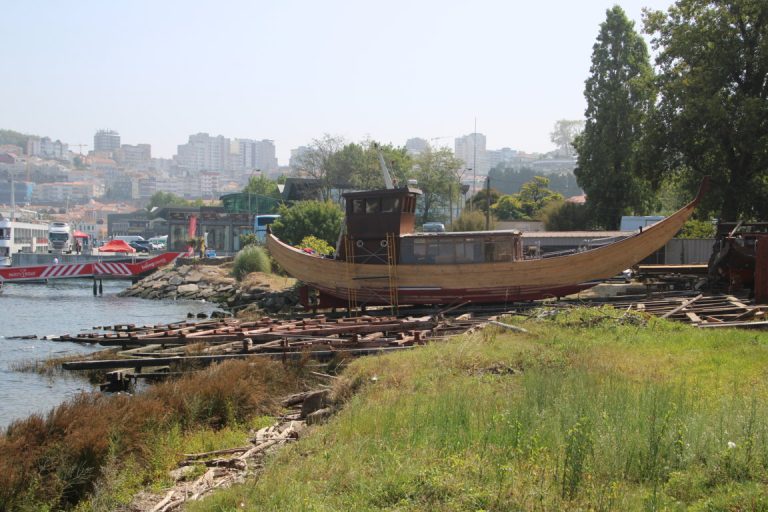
[253,139,277,172]
[405,137,429,156]
[115,144,151,169]
[93,130,121,153]
[176,133,229,172]
[454,133,489,175]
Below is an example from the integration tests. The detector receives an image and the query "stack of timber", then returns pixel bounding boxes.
[587,293,768,328]
[58,315,440,376]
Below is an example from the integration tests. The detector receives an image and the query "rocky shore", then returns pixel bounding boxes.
[118,263,302,314]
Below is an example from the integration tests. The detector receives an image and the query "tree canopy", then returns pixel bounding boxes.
[145,192,202,214]
[574,6,656,229]
[644,0,768,220]
[410,147,464,223]
[271,200,344,246]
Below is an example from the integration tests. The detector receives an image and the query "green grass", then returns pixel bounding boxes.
[189,307,768,511]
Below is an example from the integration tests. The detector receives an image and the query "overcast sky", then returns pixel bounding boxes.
[2,0,674,165]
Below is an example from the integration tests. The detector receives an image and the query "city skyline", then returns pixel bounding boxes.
[2,0,674,165]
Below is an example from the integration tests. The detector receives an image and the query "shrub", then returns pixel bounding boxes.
[450,210,495,231]
[542,201,591,230]
[298,235,335,256]
[272,200,343,246]
[232,245,271,281]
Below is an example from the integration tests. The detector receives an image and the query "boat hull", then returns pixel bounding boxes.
[268,179,707,307]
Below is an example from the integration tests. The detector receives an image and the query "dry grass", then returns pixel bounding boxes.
[240,271,296,292]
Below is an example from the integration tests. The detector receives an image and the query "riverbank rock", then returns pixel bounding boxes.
[118,263,300,314]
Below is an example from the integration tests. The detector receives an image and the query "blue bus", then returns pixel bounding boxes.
[254,214,280,243]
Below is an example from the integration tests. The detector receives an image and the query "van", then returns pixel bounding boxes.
[421,222,446,233]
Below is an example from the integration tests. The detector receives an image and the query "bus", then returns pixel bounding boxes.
[254,215,280,243]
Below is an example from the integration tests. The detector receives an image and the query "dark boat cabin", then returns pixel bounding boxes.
[339,186,523,265]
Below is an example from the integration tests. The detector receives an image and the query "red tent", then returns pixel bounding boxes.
[99,239,136,253]
[73,230,89,238]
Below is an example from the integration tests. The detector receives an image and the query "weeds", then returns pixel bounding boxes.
[231,245,271,280]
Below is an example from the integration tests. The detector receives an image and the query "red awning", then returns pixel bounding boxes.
[99,239,136,253]
[73,230,89,238]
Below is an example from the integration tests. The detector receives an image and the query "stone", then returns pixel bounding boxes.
[169,275,183,286]
[186,271,203,283]
[306,407,333,425]
[301,389,331,418]
[177,283,200,295]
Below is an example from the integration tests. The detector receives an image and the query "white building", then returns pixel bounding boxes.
[454,133,489,176]
[176,133,229,172]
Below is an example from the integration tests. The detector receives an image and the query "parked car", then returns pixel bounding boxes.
[421,222,446,233]
[129,240,151,253]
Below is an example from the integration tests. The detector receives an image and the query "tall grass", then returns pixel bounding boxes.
[0,359,302,511]
[231,245,271,281]
[190,308,768,511]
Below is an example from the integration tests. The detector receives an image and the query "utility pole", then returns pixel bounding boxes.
[485,175,491,230]
[473,118,477,211]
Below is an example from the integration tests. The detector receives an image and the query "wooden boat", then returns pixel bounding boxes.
[267,179,708,307]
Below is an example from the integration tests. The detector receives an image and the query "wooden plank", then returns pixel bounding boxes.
[661,294,704,319]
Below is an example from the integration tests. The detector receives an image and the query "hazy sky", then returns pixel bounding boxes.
[2,0,674,165]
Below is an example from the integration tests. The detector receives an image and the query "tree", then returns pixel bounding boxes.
[292,135,345,200]
[574,6,656,229]
[516,176,564,218]
[411,147,464,222]
[550,120,584,157]
[492,195,525,220]
[541,201,591,231]
[326,141,412,191]
[242,174,281,213]
[644,0,768,220]
[466,187,501,214]
[145,192,200,215]
[271,200,344,246]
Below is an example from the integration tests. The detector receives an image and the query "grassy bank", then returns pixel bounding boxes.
[191,308,768,511]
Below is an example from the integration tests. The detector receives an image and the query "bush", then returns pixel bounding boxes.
[232,245,271,281]
[272,200,343,246]
[450,210,495,231]
[298,236,335,256]
[542,201,591,230]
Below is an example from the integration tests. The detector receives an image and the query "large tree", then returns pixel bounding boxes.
[644,0,768,220]
[574,6,656,229]
[550,120,584,157]
[292,134,344,200]
[410,147,464,223]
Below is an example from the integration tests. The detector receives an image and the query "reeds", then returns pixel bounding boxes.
[0,359,301,511]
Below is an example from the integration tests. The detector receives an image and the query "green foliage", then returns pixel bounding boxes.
[489,165,583,198]
[240,175,282,213]
[411,147,464,223]
[541,201,591,230]
[145,192,201,215]
[644,0,768,221]
[678,219,715,239]
[0,129,31,149]
[466,187,501,214]
[327,141,412,191]
[291,134,345,201]
[298,235,334,256]
[272,200,343,246]
[517,176,564,218]
[238,233,259,248]
[232,245,271,280]
[574,6,656,229]
[490,177,563,220]
[450,210,494,231]
[492,194,526,220]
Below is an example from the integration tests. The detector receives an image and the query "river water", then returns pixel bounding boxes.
[0,279,218,429]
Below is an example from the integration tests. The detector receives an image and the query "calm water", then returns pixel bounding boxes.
[0,279,218,429]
